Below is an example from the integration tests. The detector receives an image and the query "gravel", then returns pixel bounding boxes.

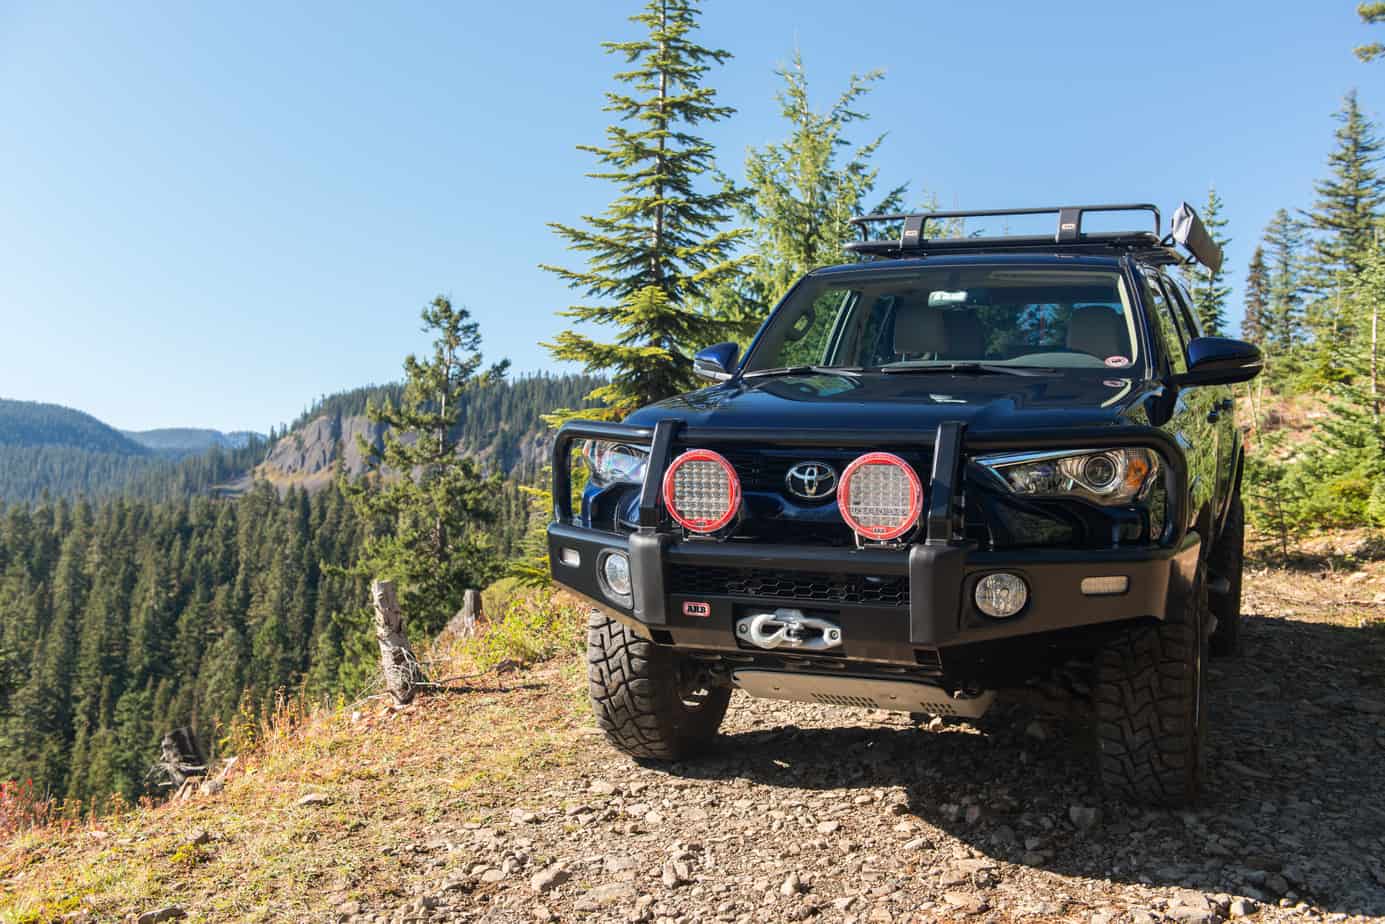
[349,591,1385,924]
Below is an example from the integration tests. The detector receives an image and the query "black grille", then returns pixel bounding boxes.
[704,447,933,498]
[670,565,909,607]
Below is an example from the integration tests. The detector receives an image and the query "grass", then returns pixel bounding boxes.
[433,585,586,675]
[0,589,591,924]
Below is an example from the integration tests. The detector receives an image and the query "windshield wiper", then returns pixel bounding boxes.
[874,362,1056,377]
[742,365,863,379]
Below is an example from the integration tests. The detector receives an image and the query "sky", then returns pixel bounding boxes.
[0,1,1380,432]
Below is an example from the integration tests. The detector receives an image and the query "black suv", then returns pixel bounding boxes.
[547,203,1262,806]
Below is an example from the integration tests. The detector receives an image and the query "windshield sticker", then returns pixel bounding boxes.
[1104,356,1131,368]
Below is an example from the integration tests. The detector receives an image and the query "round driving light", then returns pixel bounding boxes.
[974,572,1028,619]
[837,452,923,541]
[662,449,741,533]
[601,552,632,599]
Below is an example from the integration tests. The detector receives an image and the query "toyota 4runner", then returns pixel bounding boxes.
[547,203,1262,806]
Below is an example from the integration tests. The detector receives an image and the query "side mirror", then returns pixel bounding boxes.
[693,342,739,382]
[1172,337,1263,387]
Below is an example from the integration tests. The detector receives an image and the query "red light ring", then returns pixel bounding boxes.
[837,451,924,541]
[661,449,742,534]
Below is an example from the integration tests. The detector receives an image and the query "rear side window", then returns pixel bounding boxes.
[1143,276,1187,375]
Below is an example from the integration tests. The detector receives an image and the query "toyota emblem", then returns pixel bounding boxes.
[785,461,837,500]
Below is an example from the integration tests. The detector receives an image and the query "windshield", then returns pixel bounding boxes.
[743,267,1140,373]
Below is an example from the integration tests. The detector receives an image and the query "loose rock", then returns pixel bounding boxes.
[530,865,569,894]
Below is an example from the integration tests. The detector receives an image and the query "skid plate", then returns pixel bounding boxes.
[733,670,994,718]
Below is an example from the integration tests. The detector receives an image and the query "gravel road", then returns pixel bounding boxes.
[359,583,1385,924]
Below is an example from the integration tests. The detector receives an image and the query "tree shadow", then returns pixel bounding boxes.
[1247,529,1385,573]
[662,613,1385,918]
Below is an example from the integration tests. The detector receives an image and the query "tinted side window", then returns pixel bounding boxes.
[1163,275,1203,340]
[1143,276,1188,375]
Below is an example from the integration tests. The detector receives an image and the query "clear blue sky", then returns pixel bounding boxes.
[1,1,1379,432]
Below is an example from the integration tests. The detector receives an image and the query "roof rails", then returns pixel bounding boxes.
[846,202,1223,272]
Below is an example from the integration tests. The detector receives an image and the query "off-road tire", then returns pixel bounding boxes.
[1209,495,1245,657]
[587,612,730,760]
[1094,575,1208,806]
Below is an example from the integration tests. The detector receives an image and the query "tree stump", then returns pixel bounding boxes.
[145,728,206,791]
[446,588,485,640]
[372,579,421,704]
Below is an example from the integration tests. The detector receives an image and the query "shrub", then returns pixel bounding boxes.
[0,779,54,839]
[452,589,585,673]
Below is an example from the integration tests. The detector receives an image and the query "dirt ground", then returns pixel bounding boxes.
[346,566,1385,924]
[6,558,1384,924]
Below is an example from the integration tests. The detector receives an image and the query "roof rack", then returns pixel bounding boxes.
[846,202,1223,272]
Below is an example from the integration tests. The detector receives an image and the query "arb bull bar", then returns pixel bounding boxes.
[547,418,1193,657]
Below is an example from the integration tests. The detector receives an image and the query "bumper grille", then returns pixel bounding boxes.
[670,565,909,607]
[706,447,933,497]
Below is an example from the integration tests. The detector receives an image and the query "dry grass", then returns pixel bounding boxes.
[9,534,1384,923]
[0,608,590,924]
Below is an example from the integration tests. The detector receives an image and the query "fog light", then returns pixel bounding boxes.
[1080,575,1129,596]
[601,552,632,600]
[974,572,1028,618]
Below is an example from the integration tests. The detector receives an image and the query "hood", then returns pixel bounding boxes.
[625,371,1158,433]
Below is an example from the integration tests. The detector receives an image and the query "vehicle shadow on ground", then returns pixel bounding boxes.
[667,614,1385,918]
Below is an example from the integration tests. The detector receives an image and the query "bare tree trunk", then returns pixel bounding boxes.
[446,588,485,640]
[1372,296,1379,421]
[372,579,420,705]
[1375,227,1382,421]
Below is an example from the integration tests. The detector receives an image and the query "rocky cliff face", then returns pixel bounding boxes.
[256,413,554,492]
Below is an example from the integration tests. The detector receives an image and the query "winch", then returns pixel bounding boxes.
[734,609,842,651]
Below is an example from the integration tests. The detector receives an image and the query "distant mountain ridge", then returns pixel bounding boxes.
[0,398,273,502]
[0,373,603,502]
[0,398,151,455]
[123,427,263,454]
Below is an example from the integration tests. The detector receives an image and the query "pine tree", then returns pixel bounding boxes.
[714,54,907,330]
[542,0,747,418]
[1242,245,1271,344]
[507,481,556,588]
[345,296,508,636]
[1179,186,1232,335]
[1303,90,1385,291]
[1263,208,1307,353]
[1358,2,1385,62]
[1349,241,1385,419]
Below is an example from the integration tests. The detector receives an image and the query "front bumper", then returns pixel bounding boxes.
[549,521,1198,665]
[547,418,1195,670]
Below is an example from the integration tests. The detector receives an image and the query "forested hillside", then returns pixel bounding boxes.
[0,485,374,804]
[0,400,149,455]
[0,371,596,802]
[0,399,269,504]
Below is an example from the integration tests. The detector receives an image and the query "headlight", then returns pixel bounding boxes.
[976,448,1161,506]
[582,440,650,487]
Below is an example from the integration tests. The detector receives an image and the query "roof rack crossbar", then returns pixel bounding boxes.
[844,201,1225,272]
[849,203,1161,243]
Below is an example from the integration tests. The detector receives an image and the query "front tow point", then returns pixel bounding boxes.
[735,608,843,651]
